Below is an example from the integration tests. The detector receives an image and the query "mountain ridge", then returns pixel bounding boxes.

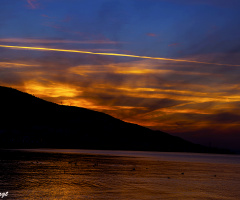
[0,85,231,153]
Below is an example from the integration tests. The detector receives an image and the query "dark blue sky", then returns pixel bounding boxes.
[1,0,240,151]
[2,0,240,57]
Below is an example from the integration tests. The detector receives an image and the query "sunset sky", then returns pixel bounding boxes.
[1,0,240,151]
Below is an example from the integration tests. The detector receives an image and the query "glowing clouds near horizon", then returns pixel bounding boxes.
[1,43,240,150]
[24,81,79,98]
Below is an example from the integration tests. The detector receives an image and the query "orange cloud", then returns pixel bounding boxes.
[0,61,40,68]
[24,81,79,98]
[146,33,157,37]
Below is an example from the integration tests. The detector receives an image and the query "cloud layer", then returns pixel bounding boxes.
[1,45,240,150]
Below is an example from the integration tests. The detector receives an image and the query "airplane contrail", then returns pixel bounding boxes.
[0,44,239,66]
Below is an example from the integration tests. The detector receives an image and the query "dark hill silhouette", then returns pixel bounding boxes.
[0,85,231,153]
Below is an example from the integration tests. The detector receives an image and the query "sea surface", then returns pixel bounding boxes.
[0,149,240,200]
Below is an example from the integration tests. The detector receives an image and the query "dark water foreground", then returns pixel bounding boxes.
[0,149,240,200]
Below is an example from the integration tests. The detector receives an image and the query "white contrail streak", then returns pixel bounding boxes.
[0,44,239,66]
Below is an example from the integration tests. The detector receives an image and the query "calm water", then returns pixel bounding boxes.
[0,149,240,200]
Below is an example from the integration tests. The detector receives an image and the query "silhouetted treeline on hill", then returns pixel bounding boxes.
[0,86,232,154]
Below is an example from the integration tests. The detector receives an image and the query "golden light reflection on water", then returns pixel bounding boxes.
[1,150,240,200]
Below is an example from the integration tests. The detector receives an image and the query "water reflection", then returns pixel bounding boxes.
[0,150,240,199]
